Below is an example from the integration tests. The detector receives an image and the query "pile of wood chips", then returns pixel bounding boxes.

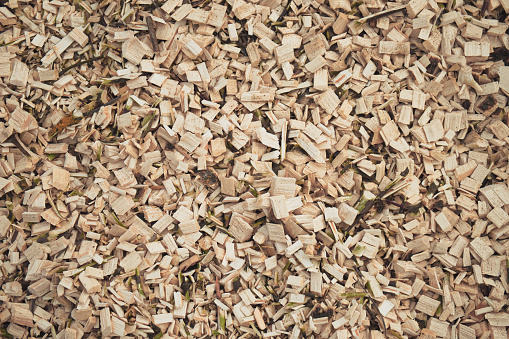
[2,0,509,337]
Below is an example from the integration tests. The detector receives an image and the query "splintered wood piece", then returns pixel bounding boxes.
[9,108,37,133]
[487,207,509,228]
[119,252,142,272]
[485,313,509,327]
[338,203,358,225]
[11,306,34,327]
[52,166,70,191]
[79,273,102,294]
[68,27,88,47]
[315,89,340,115]
[470,237,494,260]
[379,41,410,55]
[100,308,112,337]
[310,272,323,296]
[266,223,286,243]
[229,213,253,242]
[423,119,444,142]
[333,13,349,34]
[270,196,289,219]
[415,295,441,316]
[9,60,29,87]
[28,279,51,297]
[111,195,135,216]
[295,135,325,164]
[153,313,174,325]
[270,177,297,198]
[294,250,314,269]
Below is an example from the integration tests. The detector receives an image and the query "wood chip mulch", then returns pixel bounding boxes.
[1,0,509,338]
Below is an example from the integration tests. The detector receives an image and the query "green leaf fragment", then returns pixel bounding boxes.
[352,244,365,256]
[96,144,102,161]
[220,313,226,331]
[110,212,126,228]
[45,191,67,220]
[141,111,156,131]
[340,292,368,298]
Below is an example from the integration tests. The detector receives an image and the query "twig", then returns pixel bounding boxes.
[275,0,293,25]
[0,82,23,97]
[82,94,124,117]
[146,16,159,53]
[380,199,405,209]
[355,5,406,25]
[345,175,408,233]
[49,94,125,138]
[481,0,489,17]
[8,134,37,157]
[215,276,222,299]
[353,265,387,337]
[59,55,105,76]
